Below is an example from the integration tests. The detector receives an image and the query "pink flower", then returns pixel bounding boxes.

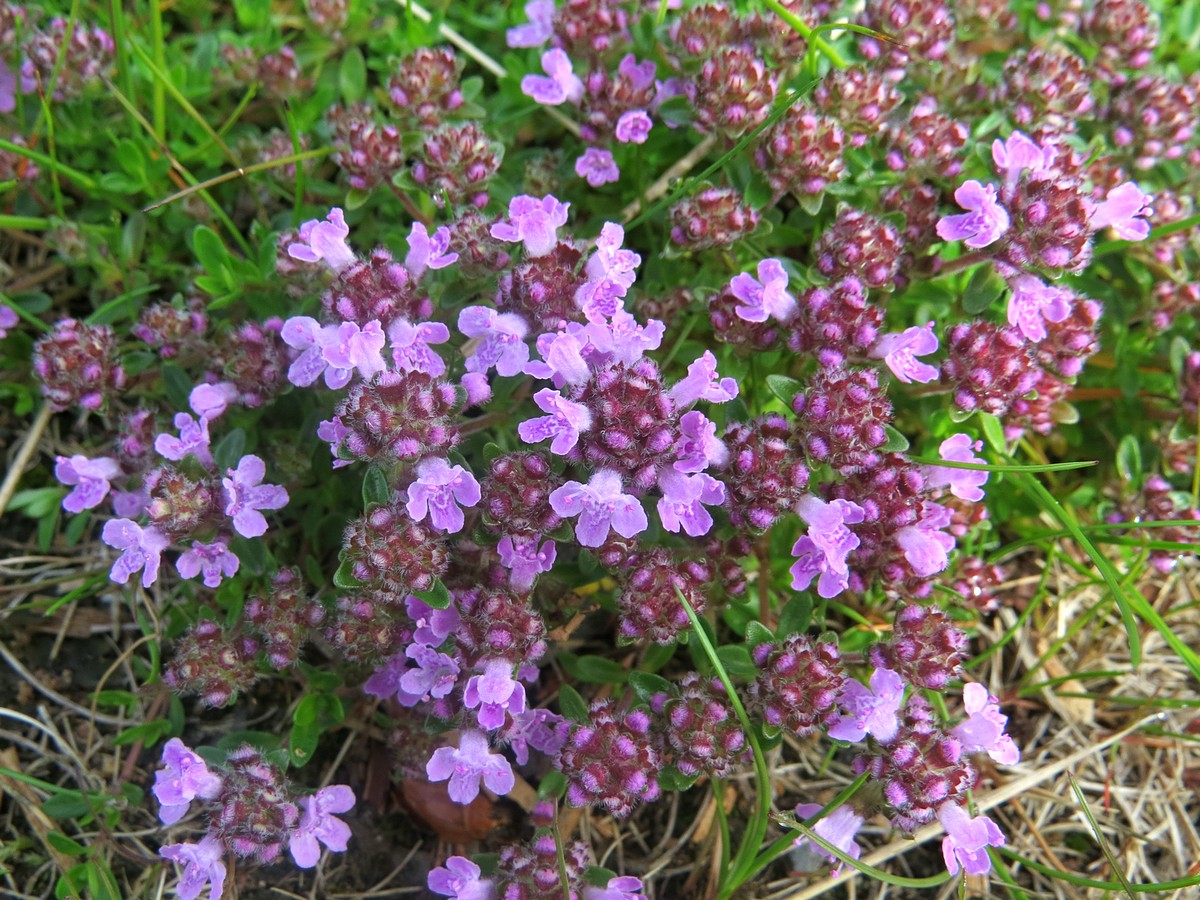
[160,835,227,900]
[584,876,647,900]
[154,413,213,466]
[1089,181,1153,241]
[463,659,527,730]
[952,683,1020,765]
[827,668,905,743]
[792,803,865,876]
[388,319,450,376]
[289,784,355,869]
[287,208,355,271]
[506,0,554,48]
[576,147,620,186]
[870,322,940,384]
[429,856,497,900]
[55,455,121,513]
[490,194,571,257]
[521,48,584,106]
[937,802,1005,876]
[669,351,739,407]
[927,433,989,502]
[896,511,956,577]
[102,519,169,588]
[789,496,865,598]
[1006,274,1071,342]
[426,729,516,804]
[936,181,1010,248]
[673,410,728,473]
[728,259,797,324]
[222,454,288,538]
[991,131,1050,185]
[189,382,239,419]
[0,304,19,338]
[321,320,388,388]
[457,307,530,377]
[405,222,458,281]
[550,469,648,547]
[615,110,652,144]
[497,535,557,591]
[176,538,240,588]
[405,457,481,533]
[656,470,726,537]
[518,388,593,454]
[153,738,223,825]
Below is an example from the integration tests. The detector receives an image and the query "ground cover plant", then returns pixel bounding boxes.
[2,0,1200,897]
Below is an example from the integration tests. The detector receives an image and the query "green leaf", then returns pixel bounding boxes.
[299,661,343,693]
[411,577,451,610]
[776,594,812,638]
[979,413,1007,454]
[112,719,171,747]
[962,264,1006,314]
[558,683,590,724]
[1115,435,1142,484]
[41,792,91,819]
[192,225,229,275]
[628,671,674,703]
[714,644,756,679]
[362,465,391,507]
[47,832,88,856]
[656,765,701,792]
[95,690,136,710]
[211,428,246,471]
[880,425,910,453]
[537,770,568,799]
[766,374,802,408]
[332,557,364,590]
[339,47,367,104]
[744,620,774,649]
[161,363,192,411]
[558,652,629,684]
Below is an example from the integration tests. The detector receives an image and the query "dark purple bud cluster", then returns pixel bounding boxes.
[256,46,306,99]
[756,107,846,200]
[557,699,663,817]
[133,301,207,359]
[617,549,712,644]
[326,247,431,327]
[951,555,1008,613]
[211,318,288,408]
[387,47,465,128]
[447,209,511,276]
[553,0,630,61]
[857,0,956,74]
[1037,295,1102,377]
[1000,47,1095,129]
[881,182,943,255]
[1111,475,1200,573]
[884,100,970,180]
[245,568,326,669]
[720,415,810,530]
[669,187,760,251]
[789,277,883,367]
[334,372,462,462]
[1005,370,1072,438]
[327,593,411,664]
[940,321,1038,416]
[705,535,752,597]
[686,46,778,138]
[1001,175,1095,273]
[869,605,967,690]
[1082,0,1159,75]
[813,208,905,290]
[342,501,449,595]
[579,58,658,144]
[792,366,893,475]
[1150,281,1200,331]
[669,2,741,58]
[164,620,260,708]
[709,285,785,351]
[1108,76,1198,170]
[493,834,590,900]
[327,103,405,192]
[574,360,677,492]
[145,466,219,539]
[497,243,587,331]
[654,672,746,778]
[20,18,113,100]
[0,135,39,182]
[411,122,503,209]
[853,695,975,832]
[212,746,299,863]
[1147,190,1195,267]
[747,635,844,736]
[812,66,902,147]
[33,319,126,412]
[480,452,564,539]
[116,408,157,469]
[455,586,548,668]
[304,0,349,35]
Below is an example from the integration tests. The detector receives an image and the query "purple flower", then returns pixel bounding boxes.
[388,319,450,376]
[176,539,240,589]
[153,738,223,825]
[281,316,337,388]
[461,373,492,406]
[518,388,593,454]
[991,131,1050,185]
[363,654,424,707]
[526,329,591,386]
[669,350,739,407]
[160,835,227,900]
[1006,274,1071,342]
[400,643,462,702]
[550,469,648,547]
[594,310,665,366]
[503,708,569,765]
[521,49,584,106]
[102,519,169,588]
[222,454,289,538]
[464,659,527,730]
[673,410,728,473]
[937,181,1010,249]
[289,784,355,869]
[615,110,652,144]
[0,61,17,116]
[927,433,989,502]
[490,194,570,258]
[792,803,865,876]
[827,668,905,743]
[506,0,554,48]
[405,222,458,281]
[321,320,388,388]
[458,307,531,377]
[189,382,239,419]
[287,208,356,271]
[426,729,516,804]
[584,876,647,900]
[405,457,481,533]
[896,516,955,578]
[497,535,557,591]
[317,417,352,469]
[656,470,726,537]
[154,413,213,466]
[952,683,1020,765]
[790,496,865,598]
[1089,181,1153,241]
[112,488,150,517]
[0,304,19,338]
[584,223,640,286]
[576,147,620,186]
[55,455,121,513]
[870,322,940,384]
[406,594,461,646]
[429,856,497,900]
[729,259,797,324]
[937,802,1004,876]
